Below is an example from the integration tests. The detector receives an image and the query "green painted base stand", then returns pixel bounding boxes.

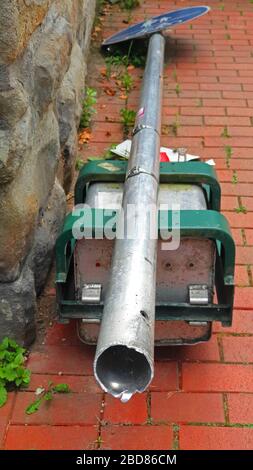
[56,161,235,326]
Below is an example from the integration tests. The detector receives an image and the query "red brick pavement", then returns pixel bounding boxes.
[2,0,253,450]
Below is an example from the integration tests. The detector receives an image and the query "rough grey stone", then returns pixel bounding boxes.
[57,42,84,147]
[0,0,51,64]
[0,108,60,281]
[61,129,79,193]
[0,79,29,129]
[0,0,19,64]
[0,65,11,92]
[30,179,66,294]
[0,106,32,184]
[34,14,73,114]
[31,108,60,208]
[0,0,96,345]
[0,262,37,347]
[77,0,96,55]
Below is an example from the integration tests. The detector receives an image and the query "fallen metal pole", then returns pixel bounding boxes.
[94,33,165,402]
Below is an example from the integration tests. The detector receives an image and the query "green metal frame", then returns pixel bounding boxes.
[56,160,235,326]
[75,160,221,211]
[56,208,235,326]
[56,208,234,284]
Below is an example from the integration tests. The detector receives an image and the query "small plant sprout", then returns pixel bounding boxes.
[80,87,97,129]
[105,42,146,70]
[26,382,71,415]
[126,10,133,24]
[130,52,146,68]
[105,54,129,70]
[235,204,247,214]
[221,126,230,138]
[146,416,153,425]
[0,337,31,407]
[94,435,104,448]
[232,170,238,184]
[175,83,181,97]
[120,0,140,10]
[127,39,146,68]
[225,145,233,168]
[219,3,225,11]
[105,57,112,79]
[120,108,136,136]
[121,71,134,94]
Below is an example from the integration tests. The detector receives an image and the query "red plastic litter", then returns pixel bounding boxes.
[160,152,170,162]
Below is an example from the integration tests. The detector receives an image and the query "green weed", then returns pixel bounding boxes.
[120,0,140,10]
[232,170,238,184]
[120,108,136,135]
[80,87,97,128]
[26,382,71,415]
[225,145,233,168]
[121,71,134,94]
[0,337,31,407]
[175,83,181,96]
[235,205,247,214]
[221,126,230,138]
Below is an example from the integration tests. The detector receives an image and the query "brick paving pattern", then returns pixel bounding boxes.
[1,0,253,450]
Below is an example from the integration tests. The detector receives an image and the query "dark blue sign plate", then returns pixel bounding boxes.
[103,6,210,46]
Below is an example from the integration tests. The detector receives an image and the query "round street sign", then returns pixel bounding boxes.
[102,6,210,46]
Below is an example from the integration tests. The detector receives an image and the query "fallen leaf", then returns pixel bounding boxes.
[103,86,116,96]
[119,94,128,100]
[78,129,91,144]
[66,192,73,201]
[100,67,107,77]
[127,65,135,72]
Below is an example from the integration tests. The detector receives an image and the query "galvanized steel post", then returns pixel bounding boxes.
[94,33,165,401]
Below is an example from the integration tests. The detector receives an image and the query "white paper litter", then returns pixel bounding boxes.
[111,139,132,159]
[205,159,216,166]
[160,147,199,162]
[110,140,216,166]
[111,139,200,162]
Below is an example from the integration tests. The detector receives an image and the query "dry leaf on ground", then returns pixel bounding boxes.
[103,86,116,96]
[78,129,91,144]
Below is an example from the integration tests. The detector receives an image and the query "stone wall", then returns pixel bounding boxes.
[0,0,96,345]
